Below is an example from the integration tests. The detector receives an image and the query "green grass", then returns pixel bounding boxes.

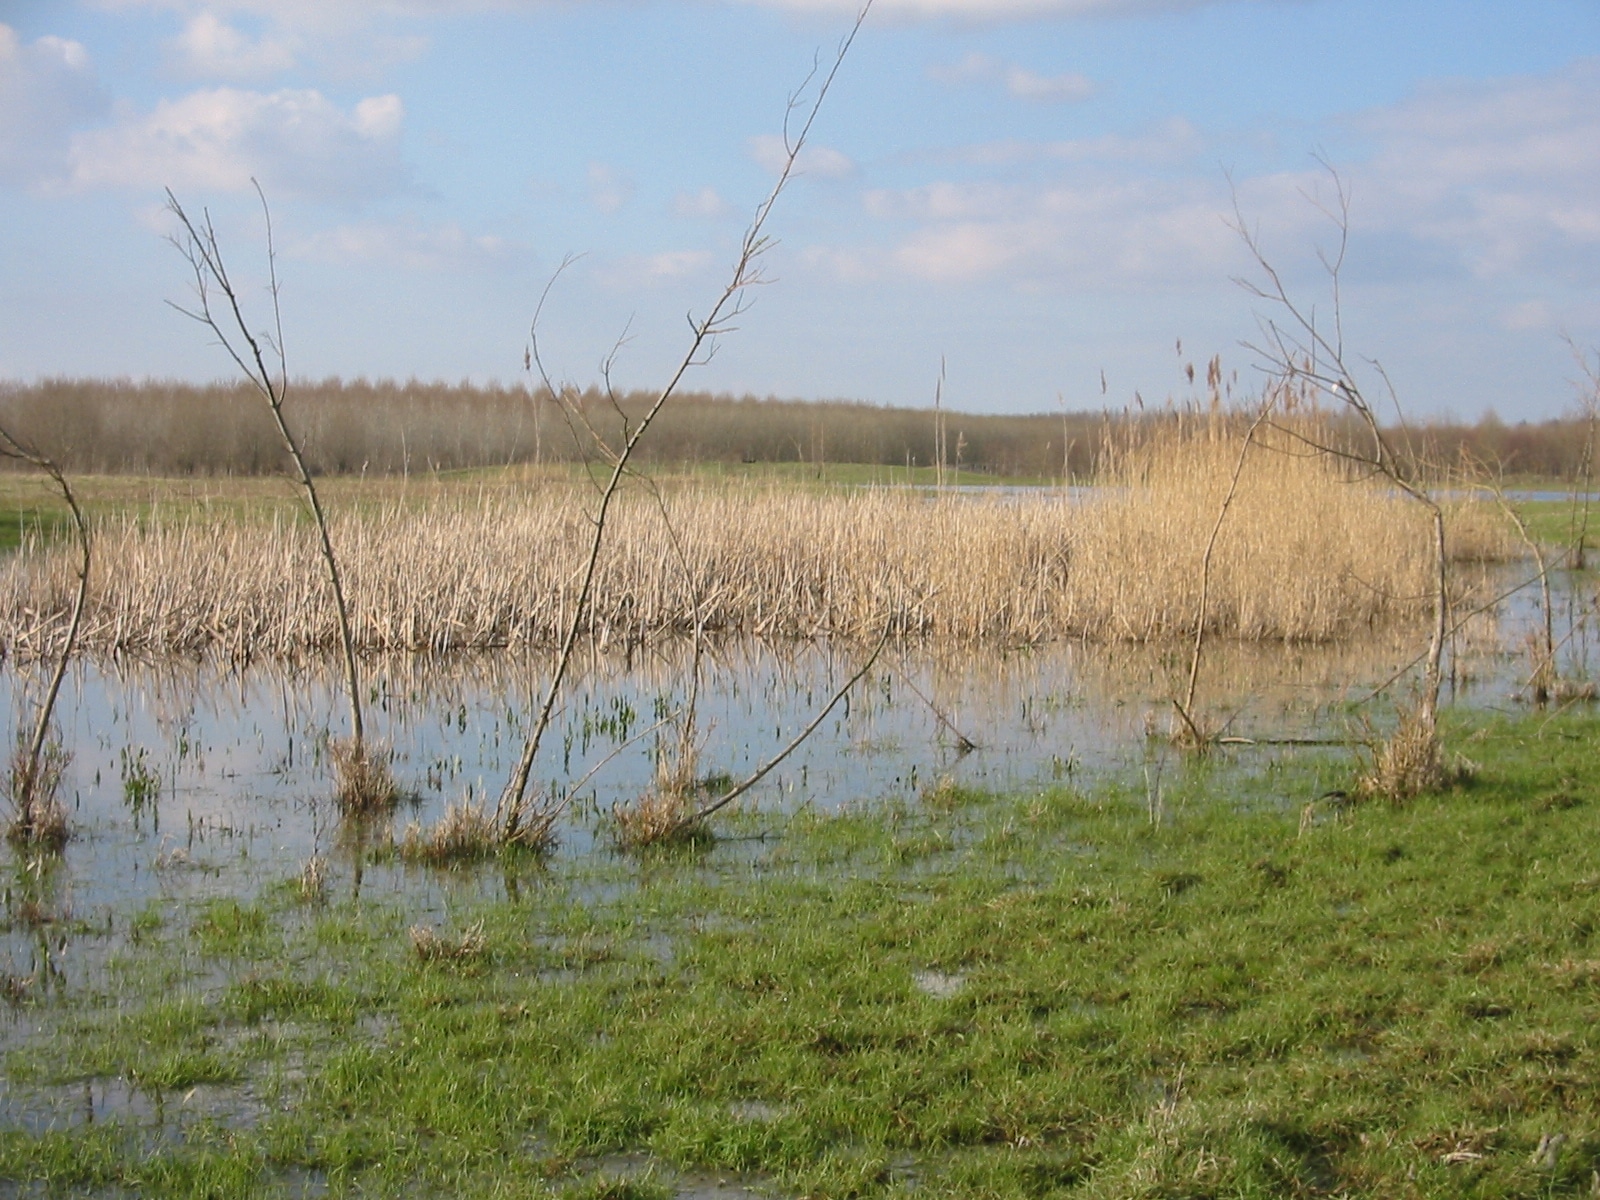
[1512,498,1600,554]
[4,713,1600,1195]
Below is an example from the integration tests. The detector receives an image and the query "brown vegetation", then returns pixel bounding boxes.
[3,376,1589,482]
[4,733,68,851]
[409,920,487,964]
[328,737,399,813]
[0,421,1508,659]
[399,800,501,865]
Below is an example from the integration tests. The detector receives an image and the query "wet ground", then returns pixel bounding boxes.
[0,561,1593,1192]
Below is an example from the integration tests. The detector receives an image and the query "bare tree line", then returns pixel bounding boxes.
[3,376,1592,483]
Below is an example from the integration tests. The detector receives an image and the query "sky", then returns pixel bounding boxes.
[1,1,1598,420]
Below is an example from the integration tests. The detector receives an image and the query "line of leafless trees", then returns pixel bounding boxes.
[2,376,1593,482]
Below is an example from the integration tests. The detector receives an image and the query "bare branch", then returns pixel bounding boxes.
[496,0,875,838]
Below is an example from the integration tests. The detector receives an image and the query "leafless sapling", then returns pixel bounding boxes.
[493,3,875,847]
[0,429,88,849]
[166,183,393,811]
[1231,162,1451,795]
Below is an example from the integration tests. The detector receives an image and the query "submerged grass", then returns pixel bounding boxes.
[4,710,1600,1196]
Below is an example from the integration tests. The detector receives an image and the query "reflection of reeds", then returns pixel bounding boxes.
[0,427,1513,656]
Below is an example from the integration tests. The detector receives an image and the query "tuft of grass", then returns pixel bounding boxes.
[399,799,499,866]
[329,737,398,814]
[295,854,327,905]
[1357,703,1474,803]
[409,920,486,965]
[610,741,708,851]
[4,735,69,850]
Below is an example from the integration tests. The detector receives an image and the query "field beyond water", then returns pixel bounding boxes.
[1,711,1598,1197]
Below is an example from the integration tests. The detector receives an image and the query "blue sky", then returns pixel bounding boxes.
[2,1,1598,420]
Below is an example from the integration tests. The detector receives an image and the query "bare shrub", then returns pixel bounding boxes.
[167,185,376,805]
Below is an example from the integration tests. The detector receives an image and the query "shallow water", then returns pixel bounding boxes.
[0,563,1587,927]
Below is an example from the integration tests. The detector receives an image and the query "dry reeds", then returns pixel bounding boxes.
[0,423,1475,658]
[329,737,398,814]
[399,800,500,866]
[5,735,69,850]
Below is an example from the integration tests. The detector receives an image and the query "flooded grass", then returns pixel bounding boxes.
[0,465,1593,1194]
[1,710,1598,1195]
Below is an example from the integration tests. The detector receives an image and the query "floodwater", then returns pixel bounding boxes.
[0,561,1589,918]
[0,558,1592,1169]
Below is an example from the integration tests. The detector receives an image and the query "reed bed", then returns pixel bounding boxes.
[0,429,1508,658]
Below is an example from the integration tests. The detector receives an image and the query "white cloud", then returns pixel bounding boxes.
[928,119,1203,168]
[595,248,715,290]
[1004,65,1093,102]
[881,179,1241,285]
[69,86,408,200]
[748,133,855,178]
[930,52,1093,102]
[823,59,1600,301]
[1349,58,1600,281]
[0,24,107,187]
[290,218,522,269]
[672,186,732,219]
[640,249,713,278]
[103,0,1301,23]
[1500,300,1554,332]
[171,13,298,79]
[587,162,632,213]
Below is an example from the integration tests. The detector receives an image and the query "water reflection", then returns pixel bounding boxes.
[0,563,1592,988]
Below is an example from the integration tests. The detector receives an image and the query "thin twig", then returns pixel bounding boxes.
[496,1,874,838]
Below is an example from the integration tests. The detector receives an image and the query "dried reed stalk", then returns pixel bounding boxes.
[1,429,1501,659]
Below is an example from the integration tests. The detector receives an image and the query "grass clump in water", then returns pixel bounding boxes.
[4,735,69,850]
[409,921,486,965]
[399,799,498,865]
[330,736,398,814]
[610,740,711,851]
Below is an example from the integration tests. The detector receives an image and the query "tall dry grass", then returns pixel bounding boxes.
[0,425,1508,658]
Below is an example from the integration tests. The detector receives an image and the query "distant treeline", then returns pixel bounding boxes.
[0,377,1593,481]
